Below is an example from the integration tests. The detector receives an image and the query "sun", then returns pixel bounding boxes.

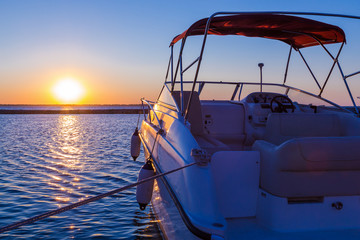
[52,78,85,104]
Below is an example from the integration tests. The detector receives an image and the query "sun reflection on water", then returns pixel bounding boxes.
[46,115,87,205]
[1,114,162,239]
[54,115,83,169]
[50,175,62,181]
[54,196,71,202]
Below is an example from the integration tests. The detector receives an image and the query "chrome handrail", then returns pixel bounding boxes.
[141,98,163,129]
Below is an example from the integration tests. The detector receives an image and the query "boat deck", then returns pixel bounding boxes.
[226,218,360,240]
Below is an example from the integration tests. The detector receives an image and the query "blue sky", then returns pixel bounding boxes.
[0,0,359,104]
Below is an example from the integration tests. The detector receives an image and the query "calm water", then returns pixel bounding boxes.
[0,105,142,111]
[0,114,162,239]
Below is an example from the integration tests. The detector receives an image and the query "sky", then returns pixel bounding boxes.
[0,0,359,105]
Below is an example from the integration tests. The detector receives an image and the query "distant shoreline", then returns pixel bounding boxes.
[0,109,147,114]
[0,104,149,114]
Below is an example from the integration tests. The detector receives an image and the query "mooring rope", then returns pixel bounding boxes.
[0,161,197,234]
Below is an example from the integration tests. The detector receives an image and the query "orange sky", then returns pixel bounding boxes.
[0,1,359,105]
[0,64,160,105]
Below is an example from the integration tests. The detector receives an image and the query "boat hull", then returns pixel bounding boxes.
[152,178,201,240]
[140,119,360,240]
[151,174,360,240]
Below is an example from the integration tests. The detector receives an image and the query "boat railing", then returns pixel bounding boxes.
[141,98,163,130]
[164,81,355,115]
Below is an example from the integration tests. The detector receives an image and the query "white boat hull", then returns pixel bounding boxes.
[140,107,360,239]
[138,11,360,239]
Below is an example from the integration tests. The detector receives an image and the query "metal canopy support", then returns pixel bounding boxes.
[283,31,346,96]
[238,83,244,101]
[198,82,205,95]
[314,34,338,60]
[313,34,360,116]
[184,13,218,121]
[336,61,360,116]
[284,33,348,102]
[171,39,186,92]
[319,42,344,96]
[297,31,337,60]
[345,70,360,79]
[298,49,322,90]
[231,83,240,100]
[182,57,200,74]
[180,53,184,113]
[165,51,171,83]
[283,46,293,84]
[171,46,174,87]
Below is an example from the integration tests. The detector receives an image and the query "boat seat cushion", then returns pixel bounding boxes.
[338,113,360,136]
[264,113,343,145]
[253,136,360,197]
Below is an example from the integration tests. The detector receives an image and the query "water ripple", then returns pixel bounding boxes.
[0,114,161,239]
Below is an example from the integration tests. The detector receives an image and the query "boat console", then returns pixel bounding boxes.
[244,92,288,104]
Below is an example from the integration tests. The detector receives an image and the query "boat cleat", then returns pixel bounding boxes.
[191,148,211,166]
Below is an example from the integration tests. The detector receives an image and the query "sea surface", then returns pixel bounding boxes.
[0,112,162,239]
[0,105,142,111]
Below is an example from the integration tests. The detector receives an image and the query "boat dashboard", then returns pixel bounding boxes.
[241,92,296,115]
[244,92,287,104]
[199,92,300,150]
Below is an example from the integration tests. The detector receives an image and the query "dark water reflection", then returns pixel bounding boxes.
[0,114,162,239]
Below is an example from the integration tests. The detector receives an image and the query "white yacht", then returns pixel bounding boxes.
[138,12,360,239]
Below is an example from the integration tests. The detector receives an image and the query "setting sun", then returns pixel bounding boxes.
[52,78,85,104]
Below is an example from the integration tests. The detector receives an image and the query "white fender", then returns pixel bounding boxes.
[136,161,155,210]
[130,127,141,161]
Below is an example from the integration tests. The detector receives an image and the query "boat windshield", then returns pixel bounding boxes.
[165,81,353,114]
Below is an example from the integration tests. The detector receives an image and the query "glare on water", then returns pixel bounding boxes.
[0,113,162,239]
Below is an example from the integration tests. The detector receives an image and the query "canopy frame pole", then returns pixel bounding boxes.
[180,49,185,114]
[308,35,358,115]
[317,40,336,60]
[319,42,344,96]
[306,32,336,59]
[198,82,205,95]
[336,60,360,116]
[184,12,219,121]
[231,83,240,100]
[171,46,174,87]
[283,46,293,85]
[238,83,244,101]
[182,57,200,74]
[283,31,347,98]
[346,70,360,79]
[165,51,171,83]
[284,30,338,60]
[297,49,322,90]
[171,39,186,92]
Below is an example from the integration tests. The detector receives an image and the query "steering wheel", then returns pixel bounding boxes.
[270,95,295,113]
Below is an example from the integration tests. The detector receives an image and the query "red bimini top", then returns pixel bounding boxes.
[170,14,346,49]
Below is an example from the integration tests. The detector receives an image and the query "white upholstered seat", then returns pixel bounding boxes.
[253,113,360,197]
[264,113,343,145]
